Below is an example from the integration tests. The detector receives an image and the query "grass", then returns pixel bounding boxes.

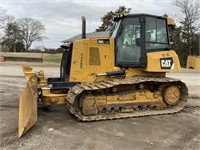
[43,53,62,63]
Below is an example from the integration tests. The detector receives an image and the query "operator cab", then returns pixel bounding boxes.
[110,14,169,68]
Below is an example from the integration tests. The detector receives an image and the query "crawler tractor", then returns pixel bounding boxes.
[19,14,188,138]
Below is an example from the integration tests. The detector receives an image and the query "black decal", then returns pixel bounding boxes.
[160,57,174,69]
[80,53,83,69]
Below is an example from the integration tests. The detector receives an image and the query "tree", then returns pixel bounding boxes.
[0,7,14,40]
[168,25,188,66]
[1,22,23,52]
[0,7,7,30]
[17,17,46,50]
[173,0,200,55]
[96,6,131,32]
[0,7,13,29]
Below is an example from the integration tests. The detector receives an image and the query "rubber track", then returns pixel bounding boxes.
[65,76,188,121]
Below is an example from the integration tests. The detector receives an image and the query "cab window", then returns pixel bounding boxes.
[145,17,169,50]
[116,17,141,64]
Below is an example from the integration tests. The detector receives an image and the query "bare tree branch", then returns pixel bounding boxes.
[17,17,46,50]
[0,7,14,30]
[173,0,200,55]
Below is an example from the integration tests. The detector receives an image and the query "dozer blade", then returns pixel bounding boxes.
[18,66,38,138]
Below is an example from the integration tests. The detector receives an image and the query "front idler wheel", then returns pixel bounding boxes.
[163,85,180,106]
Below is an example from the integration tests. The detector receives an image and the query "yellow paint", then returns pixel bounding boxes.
[186,56,200,70]
[145,50,181,72]
[37,70,67,105]
[69,38,115,83]
[69,37,181,82]
[19,66,38,138]
[167,17,175,26]
[19,14,184,138]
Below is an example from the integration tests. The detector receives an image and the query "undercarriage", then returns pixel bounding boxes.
[66,76,188,121]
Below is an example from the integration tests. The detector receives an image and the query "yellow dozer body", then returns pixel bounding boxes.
[19,14,188,137]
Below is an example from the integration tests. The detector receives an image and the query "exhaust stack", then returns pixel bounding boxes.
[82,16,86,39]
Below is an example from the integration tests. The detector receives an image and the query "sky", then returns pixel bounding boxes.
[0,0,183,49]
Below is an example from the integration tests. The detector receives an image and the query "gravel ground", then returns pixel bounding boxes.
[0,64,200,150]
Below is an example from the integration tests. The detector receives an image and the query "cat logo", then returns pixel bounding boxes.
[160,57,174,69]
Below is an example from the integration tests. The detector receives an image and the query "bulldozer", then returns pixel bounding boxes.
[19,13,188,138]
